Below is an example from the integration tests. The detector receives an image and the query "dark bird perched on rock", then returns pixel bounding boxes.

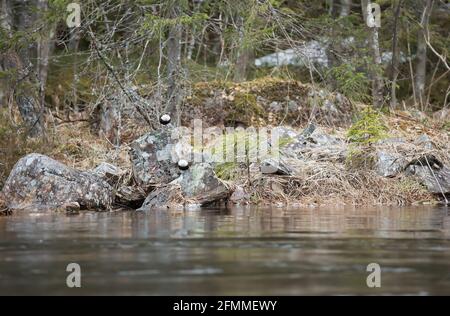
[178,159,189,171]
[160,114,171,125]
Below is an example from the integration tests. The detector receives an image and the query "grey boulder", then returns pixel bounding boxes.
[140,163,229,210]
[129,126,192,190]
[376,151,408,177]
[1,154,114,211]
[406,156,450,195]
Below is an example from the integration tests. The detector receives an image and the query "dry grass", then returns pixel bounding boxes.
[227,109,448,207]
[0,109,54,188]
[48,121,133,172]
[0,194,9,216]
[249,163,433,207]
[1,92,448,209]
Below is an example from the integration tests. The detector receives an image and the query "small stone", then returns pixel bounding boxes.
[406,156,450,195]
[261,158,293,175]
[376,151,408,177]
[229,186,249,204]
[91,162,123,185]
[140,163,229,210]
[415,134,434,150]
[269,101,282,112]
[287,100,299,112]
[64,202,80,214]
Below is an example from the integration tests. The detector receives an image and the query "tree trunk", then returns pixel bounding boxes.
[415,0,434,108]
[340,0,352,17]
[36,0,54,110]
[361,0,384,108]
[166,6,182,124]
[0,0,12,30]
[9,0,45,137]
[99,96,120,146]
[0,0,12,108]
[187,1,202,61]
[0,56,7,108]
[69,25,81,117]
[234,16,252,82]
[390,0,403,109]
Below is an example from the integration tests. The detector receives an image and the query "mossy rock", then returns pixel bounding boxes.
[182,77,353,127]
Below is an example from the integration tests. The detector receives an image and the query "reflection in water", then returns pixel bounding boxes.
[0,206,449,295]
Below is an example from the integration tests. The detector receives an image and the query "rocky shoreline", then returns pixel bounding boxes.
[0,113,449,215]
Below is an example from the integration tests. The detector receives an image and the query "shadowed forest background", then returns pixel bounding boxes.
[0,0,449,208]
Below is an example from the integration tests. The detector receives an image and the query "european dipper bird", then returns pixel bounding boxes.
[160,114,171,125]
[177,159,189,171]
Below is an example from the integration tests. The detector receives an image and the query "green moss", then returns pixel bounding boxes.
[347,107,389,144]
[226,91,264,124]
[278,136,294,148]
[442,121,450,132]
[209,127,281,181]
[214,162,241,181]
[207,127,279,164]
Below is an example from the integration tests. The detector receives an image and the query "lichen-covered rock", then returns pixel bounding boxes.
[181,78,353,128]
[129,126,192,190]
[116,186,147,206]
[229,186,249,204]
[374,137,442,178]
[140,163,229,210]
[179,163,229,204]
[1,154,114,211]
[284,127,347,162]
[374,138,409,177]
[415,134,434,150]
[272,126,298,140]
[91,162,123,185]
[139,184,184,210]
[261,158,293,175]
[254,41,329,68]
[129,126,177,189]
[376,151,408,177]
[286,127,343,152]
[406,156,450,195]
[433,108,450,122]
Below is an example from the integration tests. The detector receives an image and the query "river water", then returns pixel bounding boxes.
[0,206,449,295]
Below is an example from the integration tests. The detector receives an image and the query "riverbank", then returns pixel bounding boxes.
[0,108,449,214]
[0,78,449,214]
